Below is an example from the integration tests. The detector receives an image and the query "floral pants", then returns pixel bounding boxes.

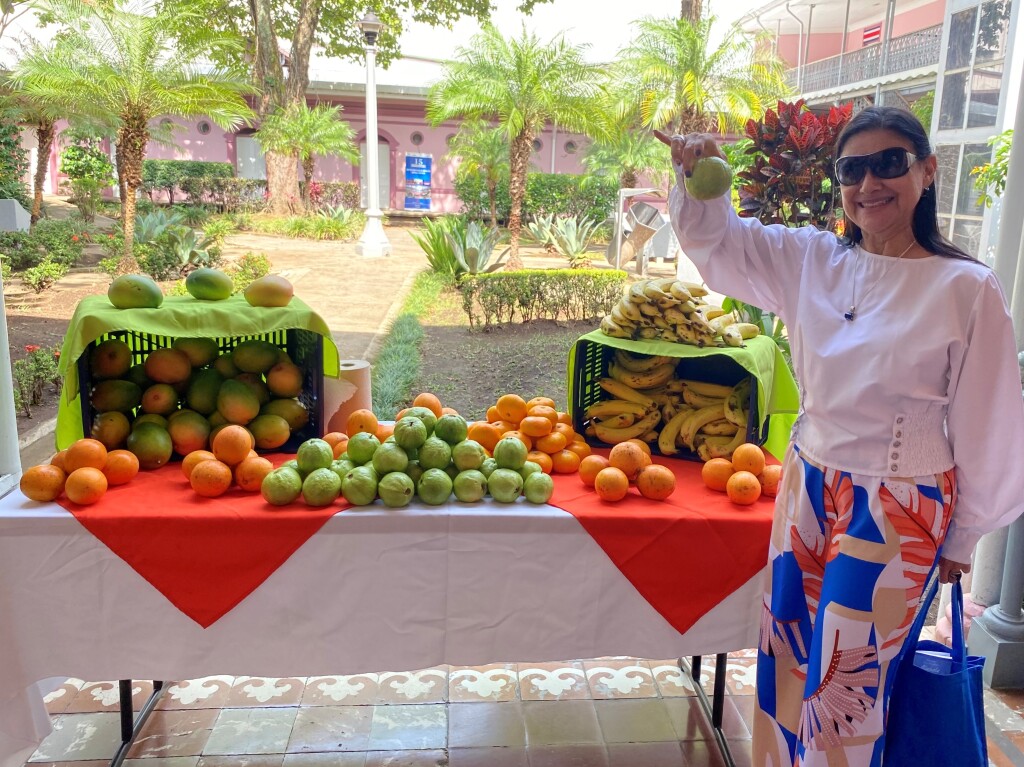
[752,446,955,767]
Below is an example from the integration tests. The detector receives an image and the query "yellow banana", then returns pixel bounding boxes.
[683,388,728,409]
[663,307,689,326]
[709,312,739,335]
[600,316,632,338]
[703,307,726,321]
[722,327,745,347]
[638,302,660,316]
[682,403,728,450]
[599,378,656,408]
[637,327,659,340]
[724,379,752,427]
[594,412,636,428]
[733,322,761,339]
[658,408,693,455]
[614,350,675,373]
[642,430,659,443]
[668,282,694,302]
[608,361,677,389]
[696,428,746,461]
[681,380,735,398]
[628,281,650,303]
[699,418,740,436]
[618,300,643,322]
[592,408,662,444]
[676,281,708,298]
[643,283,676,303]
[584,399,650,419]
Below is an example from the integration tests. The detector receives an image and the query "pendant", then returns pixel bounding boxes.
[844,306,856,321]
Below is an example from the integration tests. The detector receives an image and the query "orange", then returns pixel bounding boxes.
[565,440,592,460]
[553,423,577,443]
[503,430,533,451]
[594,466,630,502]
[636,464,677,501]
[19,464,66,502]
[526,396,557,411]
[234,456,274,492]
[626,438,652,457]
[495,394,528,424]
[190,459,233,498]
[103,449,139,486]
[346,408,379,437]
[50,450,68,472]
[760,464,783,497]
[64,467,108,505]
[701,458,735,492]
[376,422,394,441]
[527,405,559,427]
[412,392,444,418]
[441,407,460,416]
[322,432,349,449]
[491,420,519,436]
[527,450,554,474]
[247,449,259,459]
[485,405,502,423]
[394,407,411,422]
[579,455,611,487]
[182,450,218,480]
[519,416,554,438]
[332,440,350,459]
[556,411,573,426]
[551,449,582,475]
[467,422,502,452]
[212,425,253,466]
[726,470,762,506]
[534,431,568,455]
[64,438,108,473]
[732,443,766,476]
[609,442,650,482]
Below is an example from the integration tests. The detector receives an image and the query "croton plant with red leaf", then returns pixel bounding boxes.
[736,99,853,231]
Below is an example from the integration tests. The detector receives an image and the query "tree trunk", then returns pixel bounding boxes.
[680,0,702,24]
[116,112,149,274]
[266,151,301,215]
[301,155,314,210]
[31,119,55,224]
[487,178,497,228]
[506,131,533,270]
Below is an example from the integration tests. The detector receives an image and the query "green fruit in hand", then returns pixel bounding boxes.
[433,414,468,445]
[347,432,381,464]
[296,438,334,474]
[378,472,415,508]
[453,469,488,503]
[261,466,303,506]
[418,437,453,471]
[493,437,528,471]
[523,472,555,504]
[488,468,524,503]
[394,416,428,451]
[684,156,733,200]
[302,467,342,507]
[342,465,378,506]
[417,468,453,506]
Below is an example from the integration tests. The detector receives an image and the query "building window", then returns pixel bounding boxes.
[935,141,991,258]
[564,140,578,154]
[160,117,173,128]
[410,131,424,146]
[938,0,1011,130]
[197,121,212,135]
[532,138,543,152]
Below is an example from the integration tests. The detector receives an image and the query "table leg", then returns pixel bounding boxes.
[680,655,735,767]
[110,680,165,767]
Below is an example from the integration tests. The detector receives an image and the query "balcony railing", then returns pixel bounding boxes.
[788,24,942,93]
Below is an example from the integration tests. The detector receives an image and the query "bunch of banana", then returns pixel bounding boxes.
[658,377,753,461]
[599,278,763,348]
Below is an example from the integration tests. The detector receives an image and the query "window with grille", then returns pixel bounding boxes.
[938,0,1012,130]
[936,141,991,258]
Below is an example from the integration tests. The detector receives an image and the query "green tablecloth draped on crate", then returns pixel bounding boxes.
[55,295,340,450]
[568,330,800,461]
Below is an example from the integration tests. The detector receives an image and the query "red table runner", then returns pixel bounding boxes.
[55,455,774,633]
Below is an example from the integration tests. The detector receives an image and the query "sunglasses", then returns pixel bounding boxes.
[834,147,920,186]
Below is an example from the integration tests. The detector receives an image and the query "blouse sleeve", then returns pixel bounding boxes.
[668,178,829,325]
[943,271,1024,563]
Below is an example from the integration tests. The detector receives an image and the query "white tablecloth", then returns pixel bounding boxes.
[0,488,764,767]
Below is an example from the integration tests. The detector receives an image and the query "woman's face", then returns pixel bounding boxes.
[837,128,937,240]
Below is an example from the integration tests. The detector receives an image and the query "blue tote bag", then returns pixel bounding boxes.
[884,577,987,766]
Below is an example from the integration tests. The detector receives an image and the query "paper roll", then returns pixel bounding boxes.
[323,359,373,434]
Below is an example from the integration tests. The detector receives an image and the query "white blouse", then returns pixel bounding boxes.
[668,185,1024,563]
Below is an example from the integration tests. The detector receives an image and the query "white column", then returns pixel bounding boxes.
[356,39,391,258]
[993,72,1024,346]
[0,279,23,498]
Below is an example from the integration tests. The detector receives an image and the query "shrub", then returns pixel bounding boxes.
[411,216,464,283]
[460,268,629,327]
[208,177,267,213]
[0,116,29,207]
[22,259,70,292]
[304,180,360,211]
[12,344,62,418]
[142,160,234,205]
[0,221,88,270]
[227,252,271,292]
[60,143,115,223]
[0,253,10,284]
[454,173,618,224]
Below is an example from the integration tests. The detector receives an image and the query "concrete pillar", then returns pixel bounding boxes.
[969,516,1024,687]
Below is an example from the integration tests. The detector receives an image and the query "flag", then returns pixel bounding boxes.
[863,24,882,45]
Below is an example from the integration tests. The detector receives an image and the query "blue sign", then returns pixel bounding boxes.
[404,153,432,211]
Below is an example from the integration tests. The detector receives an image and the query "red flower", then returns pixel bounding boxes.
[71,235,79,242]
[24,345,40,353]
[53,351,61,359]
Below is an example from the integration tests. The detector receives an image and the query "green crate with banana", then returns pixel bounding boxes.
[568,330,789,463]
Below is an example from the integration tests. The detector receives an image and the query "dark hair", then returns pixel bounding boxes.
[835,106,976,262]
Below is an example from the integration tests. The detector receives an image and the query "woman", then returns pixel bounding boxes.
[658,107,1024,766]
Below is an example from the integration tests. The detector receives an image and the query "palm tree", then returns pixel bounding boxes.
[10,1,253,272]
[257,101,359,211]
[618,15,790,134]
[447,118,508,228]
[0,83,55,223]
[427,25,607,268]
[582,119,668,193]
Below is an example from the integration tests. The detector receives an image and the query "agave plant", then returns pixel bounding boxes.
[524,213,557,251]
[163,226,218,268]
[411,216,465,282]
[134,209,185,244]
[448,220,504,275]
[551,216,600,267]
[318,204,355,225]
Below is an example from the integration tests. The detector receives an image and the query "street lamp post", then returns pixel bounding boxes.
[356,11,391,258]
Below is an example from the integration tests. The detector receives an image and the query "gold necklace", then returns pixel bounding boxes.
[844,240,916,321]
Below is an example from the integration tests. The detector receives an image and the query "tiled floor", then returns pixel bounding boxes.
[29,653,1024,766]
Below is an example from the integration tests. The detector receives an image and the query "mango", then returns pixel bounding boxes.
[108,274,163,309]
[231,339,280,374]
[217,379,261,425]
[89,339,132,380]
[185,268,233,301]
[173,337,220,368]
[186,368,224,415]
[90,379,142,413]
[145,348,193,385]
[243,274,294,307]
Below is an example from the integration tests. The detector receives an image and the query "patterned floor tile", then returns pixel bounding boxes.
[606,741,687,767]
[518,662,590,701]
[680,740,728,767]
[28,713,122,762]
[159,677,235,710]
[663,696,750,742]
[226,678,305,707]
[988,690,1024,732]
[527,744,610,767]
[648,661,697,698]
[197,757,284,767]
[523,700,602,746]
[583,659,658,700]
[724,659,758,696]
[126,709,219,758]
[285,705,373,753]
[727,648,759,660]
[449,702,527,749]
[363,750,448,766]
[64,680,154,714]
[593,699,678,744]
[376,668,448,704]
[302,675,379,706]
[202,708,297,755]
[447,746,530,767]
[448,664,518,702]
[24,762,109,767]
[43,680,86,715]
[366,704,447,750]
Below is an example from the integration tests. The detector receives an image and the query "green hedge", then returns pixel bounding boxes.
[142,160,235,205]
[0,117,29,207]
[460,268,628,328]
[454,173,618,224]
